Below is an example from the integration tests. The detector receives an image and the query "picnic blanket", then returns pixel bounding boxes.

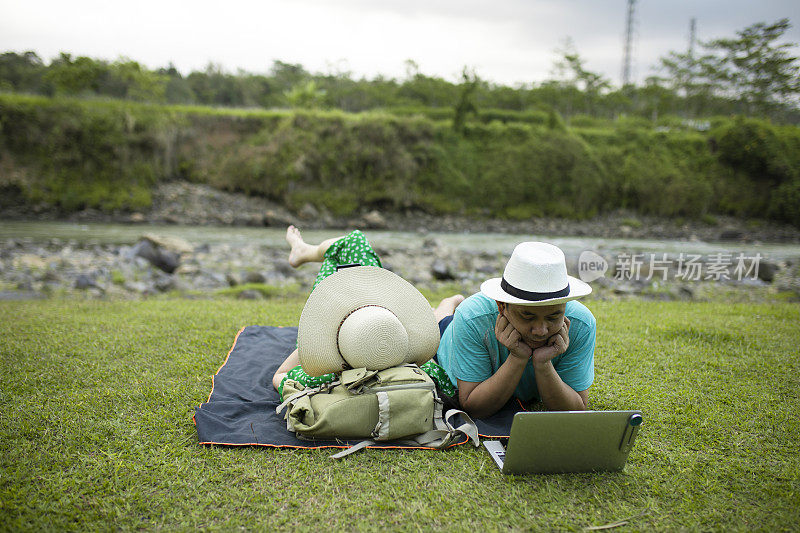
[194,325,525,450]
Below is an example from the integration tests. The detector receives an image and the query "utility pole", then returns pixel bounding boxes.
[621,0,637,87]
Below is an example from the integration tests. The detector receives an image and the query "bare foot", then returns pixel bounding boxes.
[286,225,316,267]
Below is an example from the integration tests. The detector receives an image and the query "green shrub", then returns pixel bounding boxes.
[2,93,798,227]
[0,94,176,211]
[769,178,800,226]
[712,117,799,184]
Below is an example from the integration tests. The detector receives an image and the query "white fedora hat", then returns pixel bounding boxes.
[480,242,591,306]
[297,266,440,376]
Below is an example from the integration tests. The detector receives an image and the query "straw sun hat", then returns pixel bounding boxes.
[297,266,440,376]
[480,242,591,306]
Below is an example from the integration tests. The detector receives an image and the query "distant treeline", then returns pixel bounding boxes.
[2,94,798,226]
[1,19,799,123]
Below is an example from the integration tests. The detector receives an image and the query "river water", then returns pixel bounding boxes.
[2,220,799,261]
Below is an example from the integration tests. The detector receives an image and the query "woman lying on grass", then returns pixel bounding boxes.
[272,227,596,419]
[271,226,463,403]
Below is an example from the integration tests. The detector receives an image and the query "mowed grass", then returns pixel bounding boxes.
[1,297,798,531]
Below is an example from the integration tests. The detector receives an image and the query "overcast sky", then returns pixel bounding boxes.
[2,0,799,87]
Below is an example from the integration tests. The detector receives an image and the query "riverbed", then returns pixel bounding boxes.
[1,220,798,301]
[3,221,800,260]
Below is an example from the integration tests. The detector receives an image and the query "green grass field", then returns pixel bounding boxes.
[1,297,798,531]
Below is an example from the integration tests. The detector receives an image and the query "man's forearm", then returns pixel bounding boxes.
[533,361,588,411]
[460,355,529,418]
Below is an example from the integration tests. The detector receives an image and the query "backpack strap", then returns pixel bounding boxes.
[329,439,376,459]
[276,380,342,414]
[444,408,481,446]
[409,409,480,448]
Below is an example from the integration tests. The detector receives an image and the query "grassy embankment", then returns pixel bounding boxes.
[1,296,798,530]
[2,92,799,226]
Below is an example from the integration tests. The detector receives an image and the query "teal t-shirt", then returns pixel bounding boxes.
[436,293,596,401]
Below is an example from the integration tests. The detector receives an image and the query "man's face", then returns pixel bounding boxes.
[499,302,567,349]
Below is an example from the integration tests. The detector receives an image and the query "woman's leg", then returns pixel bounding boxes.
[433,294,465,322]
[272,348,300,392]
[286,225,343,267]
[274,226,381,395]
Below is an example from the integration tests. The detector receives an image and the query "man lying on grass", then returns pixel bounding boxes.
[435,242,596,418]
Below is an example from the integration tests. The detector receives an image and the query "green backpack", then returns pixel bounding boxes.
[276,364,480,458]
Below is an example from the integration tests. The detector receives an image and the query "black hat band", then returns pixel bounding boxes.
[501,278,570,301]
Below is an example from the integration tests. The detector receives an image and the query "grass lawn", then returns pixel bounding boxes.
[1,296,798,531]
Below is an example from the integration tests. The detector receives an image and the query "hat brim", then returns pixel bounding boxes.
[480,275,592,306]
[298,266,440,376]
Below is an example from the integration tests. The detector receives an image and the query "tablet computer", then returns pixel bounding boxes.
[483,410,643,474]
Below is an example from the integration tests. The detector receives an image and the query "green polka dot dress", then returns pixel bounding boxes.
[311,230,383,292]
[279,230,457,400]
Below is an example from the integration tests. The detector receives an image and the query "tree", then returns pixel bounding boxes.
[657,49,721,116]
[0,51,45,93]
[159,64,196,104]
[284,80,326,109]
[270,61,309,93]
[550,38,611,94]
[110,59,167,102]
[186,63,243,106]
[705,18,799,113]
[547,38,611,117]
[44,53,108,96]
[453,67,479,133]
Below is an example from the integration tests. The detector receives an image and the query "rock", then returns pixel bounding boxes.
[423,237,444,250]
[123,281,149,293]
[213,212,234,225]
[175,264,199,275]
[612,283,640,295]
[237,289,264,300]
[298,203,319,221]
[240,214,264,227]
[679,285,695,299]
[153,274,177,292]
[129,213,146,223]
[14,254,47,270]
[244,271,267,284]
[361,210,387,229]
[719,229,744,241]
[74,274,100,291]
[263,210,295,227]
[317,207,335,227]
[431,260,456,281]
[757,260,779,283]
[132,240,180,274]
[142,234,193,254]
[272,260,295,277]
[476,264,498,274]
[39,270,61,282]
[194,271,228,289]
